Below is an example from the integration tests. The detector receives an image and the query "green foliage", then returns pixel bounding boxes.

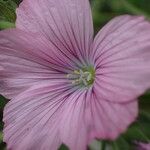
[0,95,7,109]
[0,0,150,150]
[123,111,150,142]
[0,0,17,21]
[88,110,150,150]
[58,144,69,150]
[0,0,16,29]
[92,0,150,33]
[0,20,15,29]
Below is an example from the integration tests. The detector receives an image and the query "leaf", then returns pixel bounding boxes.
[123,111,150,142]
[0,20,15,29]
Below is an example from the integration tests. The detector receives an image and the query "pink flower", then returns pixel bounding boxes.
[0,0,150,150]
[136,142,150,150]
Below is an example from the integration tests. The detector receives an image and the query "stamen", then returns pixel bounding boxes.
[67,66,95,87]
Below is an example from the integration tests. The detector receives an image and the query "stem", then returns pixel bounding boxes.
[101,141,106,150]
[0,131,3,142]
[112,141,119,150]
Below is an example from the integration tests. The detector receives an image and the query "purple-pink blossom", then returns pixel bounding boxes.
[0,0,150,150]
[135,142,150,150]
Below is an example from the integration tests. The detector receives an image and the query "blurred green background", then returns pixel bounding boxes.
[0,0,150,150]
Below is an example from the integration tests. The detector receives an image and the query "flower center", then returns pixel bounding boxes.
[67,66,95,87]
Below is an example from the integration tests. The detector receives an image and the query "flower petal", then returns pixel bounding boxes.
[0,29,73,99]
[59,88,138,147]
[87,90,138,140]
[60,90,89,150]
[16,0,94,63]
[93,15,150,103]
[136,142,150,150]
[3,81,76,150]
